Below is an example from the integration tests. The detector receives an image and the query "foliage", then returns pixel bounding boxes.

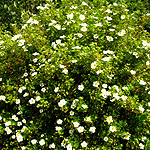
[0,0,150,149]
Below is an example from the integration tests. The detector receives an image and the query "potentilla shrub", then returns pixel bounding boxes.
[0,0,150,149]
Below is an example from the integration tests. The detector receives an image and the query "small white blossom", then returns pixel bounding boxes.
[73,122,79,128]
[62,68,68,74]
[130,70,136,75]
[77,126,84,133]
[106,36,113,41]
[54,87,59,92]
[139,143,144,149]
[79,14,85,21]
[139,105,145,112]
[49,143,55,148]
[55,126,62,131]
[81,141,88,147]
[57,119,63,124]
[78,84,84,91]
[39,139,45,146]
[29,98,35,104]
[139,80,146,85]
[89,127,96,133]
[106,116,113,124]
[104,137,108,142]
[93,81,99,87]
[31,139,37,145]
[109,126,116,132]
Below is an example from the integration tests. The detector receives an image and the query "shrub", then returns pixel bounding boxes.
[0,0,150,149]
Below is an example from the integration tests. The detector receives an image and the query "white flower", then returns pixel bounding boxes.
[5,121,11,126]
[49,143,55,148]
[12,135,15,139]
[54,24,61,30]
[79,14,85,21]
[91,61,97,69]
[106,16,112,21]
[56,39,61,44]
[0,95,6,101]
[146,61,150,66]
[16,99,20,104]
[85,116,91,122]
[59,64,65,68]
[82,1,88,6]
[118,30,126,36]
[62,68,68,74]
[23,92,29,97]
[55,126,62,131]
[105,9,112,13]
[81,141,88,147]
[54,87,59,92]
[94,22,102,27]
[57,119,63,124]
[78,84,84,91]
[41,88,46,92]
[0,78,2,81]
[77,33,83,38]
[93,81,99,87]
[39,139,45,146]
[66,144,72,150]
[33,58,38,63]
[72,60,77,63]
[72,46,81,49]
[17,134,23,142]
[130,70,136,75]
[102,57,111,61]
[21,146,26,150]
[0,116,2,120]
[82,104,88,109]
[102,84,108,88]
[89,127,96,133]
[36,96,41,101]
[67,13,74,19]
[142,136,147,142]
[81,26,87,32]
[148,102,150,107]
[122,87,128,90]
[18,39,25,46]
[139,143,144,149]
[22,119,26,124]
[80,23,88,27]
[139,80,146,85]
[139,105,145,112]
[58,99,67,107]
[31,72,37,76]
[29,98,35,104]
[109,126,116,132]
[93,34,99,39]
[70,111,74,116]
[109,29,115,31]
[77,126,84,133]
[31,139,37,145]
[5,127,12,134]
[103,50,114,54]
[121,15,125,19]
[106,36,113,41]
[106,116,113,123]
[121,95,127,101]
[96,70,103,74]
[17,121,22,126]
[73,122,80,127]
[104,137,108,142]
[124,134,130,140]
